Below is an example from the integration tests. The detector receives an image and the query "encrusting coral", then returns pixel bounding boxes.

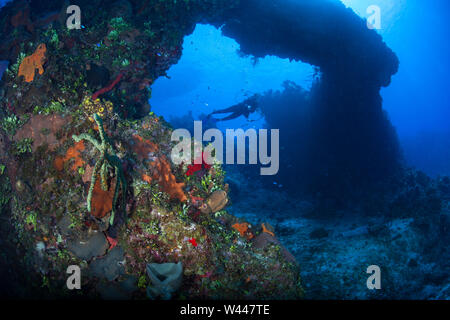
[90,176,115,219]
[232,222,254,240]
[72,114,126,225]
[18,43,47,83]
[132,134,158,160]
[54,140,85,171]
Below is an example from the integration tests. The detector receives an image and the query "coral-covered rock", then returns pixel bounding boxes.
[232,222,254,240]
[252,232,297,265]
[10,7,33,33]
[0,0,301,300]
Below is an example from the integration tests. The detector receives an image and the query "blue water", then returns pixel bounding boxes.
[150,23,315,132]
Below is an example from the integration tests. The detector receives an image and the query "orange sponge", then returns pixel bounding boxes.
[151,156,187,202]
[18,43,47,82]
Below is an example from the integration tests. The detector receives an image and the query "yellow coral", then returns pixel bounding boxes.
[18,44,47,83]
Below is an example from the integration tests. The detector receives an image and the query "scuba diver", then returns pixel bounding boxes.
[208,94,260,122]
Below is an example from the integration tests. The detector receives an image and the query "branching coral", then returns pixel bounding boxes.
[18,44,47,83]
[72,114,126,225]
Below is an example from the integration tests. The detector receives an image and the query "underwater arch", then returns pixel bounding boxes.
[195,0,401,195]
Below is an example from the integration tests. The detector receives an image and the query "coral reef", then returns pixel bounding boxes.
[10,6,33,33]
[186,152,212,177]
[14,114,68,152]
[0,0,302,289]
[0,0,427,300]
[232,222,254,240]
[226,166,450,299]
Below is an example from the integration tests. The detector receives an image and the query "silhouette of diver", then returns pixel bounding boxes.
[208,94,260,122]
